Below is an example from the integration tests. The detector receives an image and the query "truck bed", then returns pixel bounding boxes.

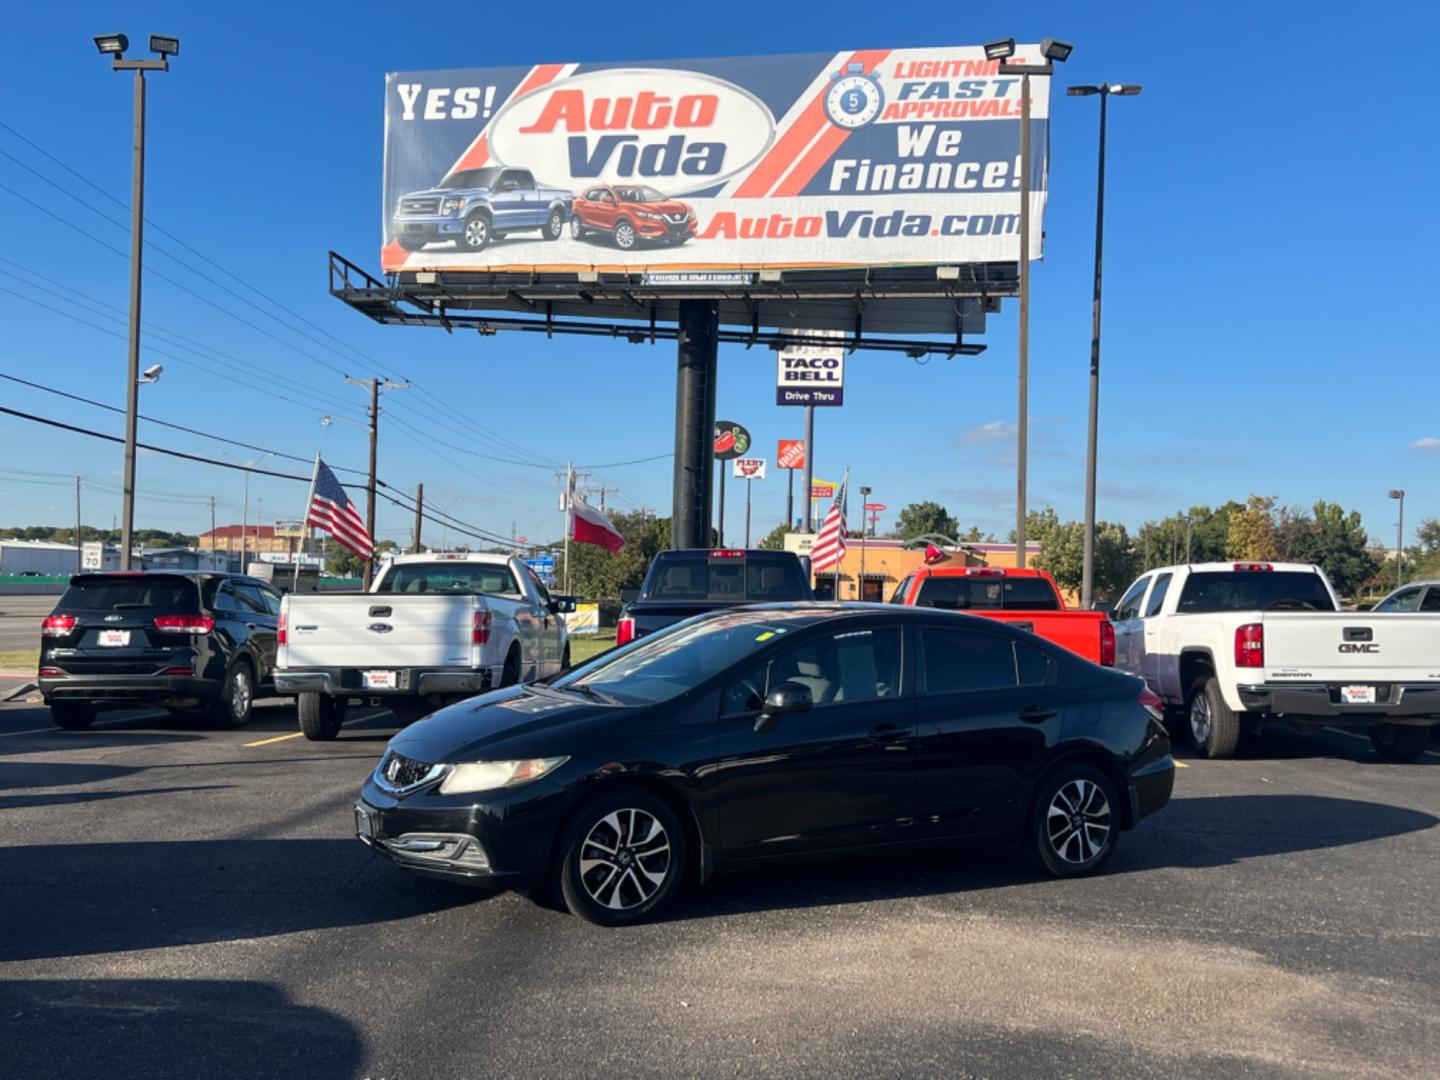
[970,610,1113,665]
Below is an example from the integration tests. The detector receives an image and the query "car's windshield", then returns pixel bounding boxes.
[552,611,818,705]
[642,555,807,601]
[914,575,1060,611]
[614,185,668,203]
[1175,571,1336,613]
[438,167,500,190]
[374,562,520,596]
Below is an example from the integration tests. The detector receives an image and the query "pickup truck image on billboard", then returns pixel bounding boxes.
[383,46,1051,272]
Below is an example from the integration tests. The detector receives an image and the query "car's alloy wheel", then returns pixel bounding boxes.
[559,792,686,925]
[546,208,564,239]
[212,664,252,729]
[1189,691,1211,748]
[570,216,584,240]
[1046,778,1111,866]
[613,220,636,250]
[462,214,489,251]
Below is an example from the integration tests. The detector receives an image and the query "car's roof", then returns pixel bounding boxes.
[387,552,512,566]
[1149,561,1321,574]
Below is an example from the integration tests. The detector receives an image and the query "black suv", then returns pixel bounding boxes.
[38,572,283,730]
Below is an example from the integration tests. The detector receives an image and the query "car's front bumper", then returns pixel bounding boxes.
[355,773,566,886]
[39,673,220,708]
[634,216,696,238]
[1237,683,1440,725]
[392,214,465,242]
[274,666,501,699]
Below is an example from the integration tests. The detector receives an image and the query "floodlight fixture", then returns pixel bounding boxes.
[1389,489,1405,500]
[139,363,163,383]
[94,33,128,56]
[1111,84,1142,95]
[149,34,180,57]
[759,268,783,283]
[983,38,1015,61]
[1068,85,1100,97]
[1041,39,1074,62]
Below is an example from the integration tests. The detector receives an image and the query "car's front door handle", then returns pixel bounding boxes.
[1019,706,1057,723]
[868,722,908,743]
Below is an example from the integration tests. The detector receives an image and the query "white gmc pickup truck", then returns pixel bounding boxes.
[1111,561,1440,761]
[275,553,573,740]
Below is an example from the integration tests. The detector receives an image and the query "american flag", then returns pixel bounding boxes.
[305,458,373,560]
[809,472,848,572]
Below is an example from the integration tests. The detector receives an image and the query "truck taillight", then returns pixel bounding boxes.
[708,549,745,559]
[473,610,492,645]
[1233,563,1273,572]
[1235,623,1264,668]
[154,614,214,635]
[616,617,636,646]
[964,567,1005,576]
[1138,688,1165,722]
[1099,620,1116,667]
[41,615,77,637]
[277,608,287,646]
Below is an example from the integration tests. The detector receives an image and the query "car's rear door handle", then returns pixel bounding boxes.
[1019,706,1057,723]
[868,722,908,743]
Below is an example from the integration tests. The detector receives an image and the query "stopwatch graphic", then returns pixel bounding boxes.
[823,62,884,130]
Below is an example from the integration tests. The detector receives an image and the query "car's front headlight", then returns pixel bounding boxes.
[637,210,661,220]
[441,198,465,214]
[437,757,568,795]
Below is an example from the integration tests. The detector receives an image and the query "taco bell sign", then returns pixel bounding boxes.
[776,333,845,407]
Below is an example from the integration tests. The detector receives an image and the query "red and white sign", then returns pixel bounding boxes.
[777,439,806,470]
[732,457,766,480]
[569,497,625,553]
[810,482,835,500]
[863,502,887,512]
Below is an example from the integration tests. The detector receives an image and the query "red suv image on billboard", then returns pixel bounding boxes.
[569,184,697,249]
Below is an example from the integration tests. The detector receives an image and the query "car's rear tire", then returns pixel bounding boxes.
[1188,676,1240,758]
[613,218,637,250]
[500,647,521,688]
[570,216,585,240]
[298,692,345,741]
[211,662,254,729]
[1370,723,1429,763]
[544,207,565,240]
[1028,763,1119,878]
[460,212,491,252]
[557,789,687,926]
[50,703,95,731]
[396,237,424,252]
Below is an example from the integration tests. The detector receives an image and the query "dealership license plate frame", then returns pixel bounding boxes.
[363,669,397,690]
[97,630,131,648]
[1341,685,1377,705]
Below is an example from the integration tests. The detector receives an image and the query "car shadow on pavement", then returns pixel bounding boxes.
[1173,725,1440,765]
[664,794,1439,922]
[2,978,364,1078]
[0,838,481,962]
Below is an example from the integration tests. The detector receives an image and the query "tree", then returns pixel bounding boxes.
[327,538,398,578]
[896,501,959,542]
[757,522,790,550]
[556,511,670,599]
[1033,516,1140,600]
[1225,495,1279,561]
[1136,504,1238,570]
[1289,501,1380,600]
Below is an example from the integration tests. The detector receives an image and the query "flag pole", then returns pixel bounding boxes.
[563,461,574,595]
[294,452,320,593]
[838,468,849,600]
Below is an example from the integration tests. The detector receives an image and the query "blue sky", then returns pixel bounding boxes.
[2,1,1436,551]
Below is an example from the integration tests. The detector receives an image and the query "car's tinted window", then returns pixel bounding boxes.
[1176,572,1335,613]
[643,556,807,601]
[57,576,198,613]
[913,575,1060,611]
[1115,577,1150,621]
[1016,642,1053,687]
[890,577,913,604]
[211,582,240,612]
[439,167,500,190]
[234,582,271,615]
[921,626,1018,694]
[257,585,283,615]
[1375,586,1422,612]
[1422,589,1440,612]
[375,563,520,595]
[768,627,902,706]
[1144,573,1172,617]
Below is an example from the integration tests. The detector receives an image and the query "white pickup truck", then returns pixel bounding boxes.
[1111,561,1440,762]
[275,553,574,740]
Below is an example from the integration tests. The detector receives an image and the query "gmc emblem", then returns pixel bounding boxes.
[1339,643,1380,653]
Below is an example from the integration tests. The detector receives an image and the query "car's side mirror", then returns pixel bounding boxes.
[753,680,812,734]
[550,595,578,614]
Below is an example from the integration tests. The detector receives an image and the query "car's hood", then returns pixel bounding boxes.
[634,200,690,215]
[388,685,608,763]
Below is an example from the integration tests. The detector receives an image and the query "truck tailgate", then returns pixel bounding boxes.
[977,610,1109,664]
[284,596,476,669]
[1261,612,1440,683]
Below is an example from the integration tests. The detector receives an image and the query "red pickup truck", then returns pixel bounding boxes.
[889,566,1115,666]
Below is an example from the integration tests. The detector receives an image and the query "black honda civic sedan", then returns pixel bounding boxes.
[356,604,1173,925]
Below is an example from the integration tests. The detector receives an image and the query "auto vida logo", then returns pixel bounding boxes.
[1339,643,1379,653]
[487,69,776,195]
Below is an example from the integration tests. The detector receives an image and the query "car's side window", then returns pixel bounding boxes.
[512,169,535,189]
[1422,589,1440,612]
[920,626,1018,694]
[1376,586,1422,612]
[1015,642,1053,687]
[528,569,553,608]
[255,584,283,616]
[769,627,902,707]
[890,577,912,604]
[1115,576,1151,621]
[212,582,239,613]
[722,659,771,716]
[1143,573,1173,618]
[233,583,269,615]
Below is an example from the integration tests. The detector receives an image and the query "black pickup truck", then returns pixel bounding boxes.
[616,549,814,645]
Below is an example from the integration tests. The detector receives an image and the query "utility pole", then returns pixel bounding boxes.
[801,406,815,531]
[345,375,410,588]
[411,482,424,554]
[562,462,575,595]
[593,485,619,513]
[75,476,82,573]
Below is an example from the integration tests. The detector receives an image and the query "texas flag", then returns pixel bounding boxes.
[569,497,625,553]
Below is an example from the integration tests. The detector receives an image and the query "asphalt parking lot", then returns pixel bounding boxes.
[2,696,1438,1080]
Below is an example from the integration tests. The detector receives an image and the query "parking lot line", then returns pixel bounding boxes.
[245,731,306,747]
[1173,760,1189,768]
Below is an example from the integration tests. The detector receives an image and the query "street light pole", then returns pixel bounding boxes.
[1389,489,1405,589]
[1069,81,1141,608]
[990,37,1073,570]
[95,34,175,568]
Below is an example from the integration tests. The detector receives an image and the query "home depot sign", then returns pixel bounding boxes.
[777,439,806,470]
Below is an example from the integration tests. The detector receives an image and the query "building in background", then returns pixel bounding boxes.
[782,535,1055,603]
[199,523,304,559]
[0,539,119,575]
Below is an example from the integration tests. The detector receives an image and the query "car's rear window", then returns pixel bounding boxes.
[1175,572,1336,613]
[642,556,807,601]
[914,576,1060,611]
[374,563,520,595]
[58,575,199,613]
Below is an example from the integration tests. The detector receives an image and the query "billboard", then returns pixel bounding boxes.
[383,46,1050,273]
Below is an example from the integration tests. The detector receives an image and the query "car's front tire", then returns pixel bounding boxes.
[460,212,491,252]
[545,207,565,240]
[211,662,254,729]
[1370,723,1429,763]
[558,790,687,926]
[396,237,425,252]
[50,703,95,731]
[298,692,345,741]
[612,218,637,250]
[570,216,585,240]
[1188,676,1240,758]
[1029,763,1119,878]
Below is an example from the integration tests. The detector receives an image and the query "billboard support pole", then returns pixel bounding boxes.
[801,406,815,532]
[744,477,752,548]
[1015,70,1031,570]
[786,469,794,532]
[717,461,726,547]
[672,301,718,550]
